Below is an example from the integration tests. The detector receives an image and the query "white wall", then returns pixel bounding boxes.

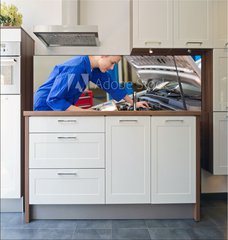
[79,0,130,55]
[3,0,62,54]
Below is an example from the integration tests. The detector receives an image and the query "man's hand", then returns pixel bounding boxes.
[136,101,149,108]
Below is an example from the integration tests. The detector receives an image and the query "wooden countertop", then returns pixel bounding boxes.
[24,111,201,117]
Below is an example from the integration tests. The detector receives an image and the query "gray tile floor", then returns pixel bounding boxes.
[1,199,227,240]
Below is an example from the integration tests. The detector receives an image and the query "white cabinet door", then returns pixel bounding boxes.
[106,117,150,204]
[173,0,213,48]
[151,117,196,203]
[213,112,228,175]
[213,49,228,111]
[29,169,105,204]
[0,95,21,198]
[132,0,173,48]
[29,133,104,168]
[212,0,228,48]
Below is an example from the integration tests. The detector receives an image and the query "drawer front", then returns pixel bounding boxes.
[29,117,104,133]
[29,133,104,168]
[29,169,105,204]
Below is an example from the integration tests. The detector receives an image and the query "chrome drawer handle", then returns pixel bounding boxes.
[57,136,77,140]
[57,173,77,176]
[58,119,77,123]
[165,120,184,123]
[225,42,228,46]
[145,41,161,45]
[186,41,203,45]
[119,120,138,123]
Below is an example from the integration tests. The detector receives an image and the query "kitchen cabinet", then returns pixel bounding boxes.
[29,169,105,204]
[212,49,228,175]
[28,116,105,204]
[132,0,213,49]
[0,95,21,198]
[213,112,228,175]
[213,49,228,111]
[212,0,228,48]
[106,116,150,204]
[24,113,200,222]
[173,0,213,48]
[132,0,173,48]
[151,116,196,203]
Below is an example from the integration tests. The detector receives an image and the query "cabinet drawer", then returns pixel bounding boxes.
[29,117,104,133]
[29,133,104,168]
[29,169,105,204]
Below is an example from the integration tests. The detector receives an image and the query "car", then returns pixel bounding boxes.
[125,55,201,111]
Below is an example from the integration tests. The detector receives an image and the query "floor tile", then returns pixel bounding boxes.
[1,228,74,240]
[112,228,151,240]
[75,220,112,229]
[0,198,227,240]
[1,213,78,229]
[148,228,192,240]
[203,208,227,228]
[145,219,189,228]
[112,219,146,229]
[72,229,112,239]
[190,226,225,239]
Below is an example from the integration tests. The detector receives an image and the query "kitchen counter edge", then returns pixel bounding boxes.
[23,111,201,117]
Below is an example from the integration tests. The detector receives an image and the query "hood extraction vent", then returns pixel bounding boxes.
[34,25,99,47]
[33,0,99,47]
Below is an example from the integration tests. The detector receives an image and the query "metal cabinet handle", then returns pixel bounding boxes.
[145,41,161,45]
[165,119,184,123]
[225,42,228,47]
[186,42,203,45]
[58,119,77,123]
[57,136,77,140]
[1,59,17,63]
[57,172,77,176]
[119,120,138,123]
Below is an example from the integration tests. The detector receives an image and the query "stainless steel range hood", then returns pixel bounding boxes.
[34,0,99,47]
[34,25,99,47]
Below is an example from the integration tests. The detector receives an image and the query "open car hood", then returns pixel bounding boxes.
[125,56,201,88]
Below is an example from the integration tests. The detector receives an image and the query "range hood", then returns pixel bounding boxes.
[34,0,99,47]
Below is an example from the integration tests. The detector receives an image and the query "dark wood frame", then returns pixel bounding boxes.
[23,48,212,223]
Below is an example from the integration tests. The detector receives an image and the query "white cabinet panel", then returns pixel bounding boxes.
[213,112,228,175]
[151,117,196,203]
[213,49,228,111]
[106,117,150,204]
[29,133,104,168]
[212,0,228,48]
[132,0,173,48]
[29,116,104,133]
[29,169,105,204]
[173,0,213,48]
[0,95,21,198]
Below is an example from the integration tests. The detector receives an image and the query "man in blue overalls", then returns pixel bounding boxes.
[34,56,149,111]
